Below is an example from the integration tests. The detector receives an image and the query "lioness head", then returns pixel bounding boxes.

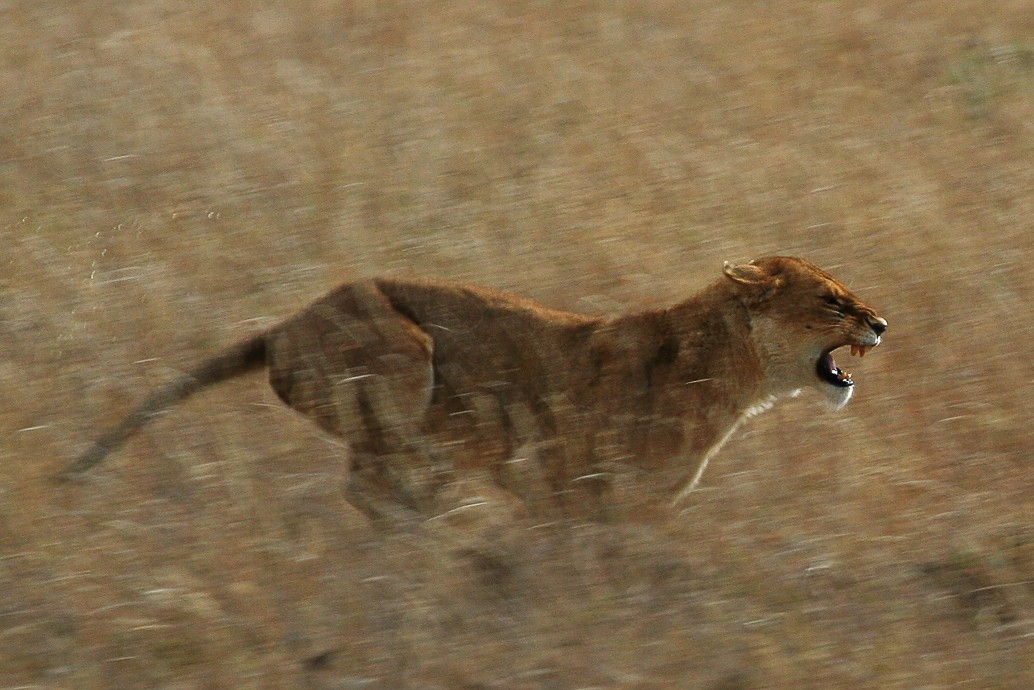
[723,256,887,409]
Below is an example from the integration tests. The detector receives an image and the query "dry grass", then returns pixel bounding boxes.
[4,0,1034,687]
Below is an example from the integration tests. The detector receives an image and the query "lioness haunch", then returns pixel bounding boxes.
[62,257,886,521]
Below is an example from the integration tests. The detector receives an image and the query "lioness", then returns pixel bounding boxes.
[61,257,886,520]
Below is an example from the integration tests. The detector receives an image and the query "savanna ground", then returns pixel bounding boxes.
[3,1,1034,687]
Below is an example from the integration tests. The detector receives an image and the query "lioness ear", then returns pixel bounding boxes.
[723,261,768,285]
[722,261,780,302]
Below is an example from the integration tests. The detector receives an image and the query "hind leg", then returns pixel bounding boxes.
[344,371,450,519]
[264,281,446,521]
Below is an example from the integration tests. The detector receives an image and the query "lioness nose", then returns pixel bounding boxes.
[870,316,887,335]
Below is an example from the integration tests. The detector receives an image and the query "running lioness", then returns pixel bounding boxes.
[61,257,886,521]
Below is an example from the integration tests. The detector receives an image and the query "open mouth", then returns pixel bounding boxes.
[816,344,871,388]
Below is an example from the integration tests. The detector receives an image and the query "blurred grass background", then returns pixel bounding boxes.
[4,0,1034,687]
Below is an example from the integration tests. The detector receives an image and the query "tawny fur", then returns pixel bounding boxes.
[61,257,886,521]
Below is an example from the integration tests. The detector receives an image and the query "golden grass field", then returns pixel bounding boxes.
[4,0,1034,687]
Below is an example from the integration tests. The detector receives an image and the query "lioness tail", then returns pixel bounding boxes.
[57,335,268,480]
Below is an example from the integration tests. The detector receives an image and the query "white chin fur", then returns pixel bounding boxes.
[820,382,854,410]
